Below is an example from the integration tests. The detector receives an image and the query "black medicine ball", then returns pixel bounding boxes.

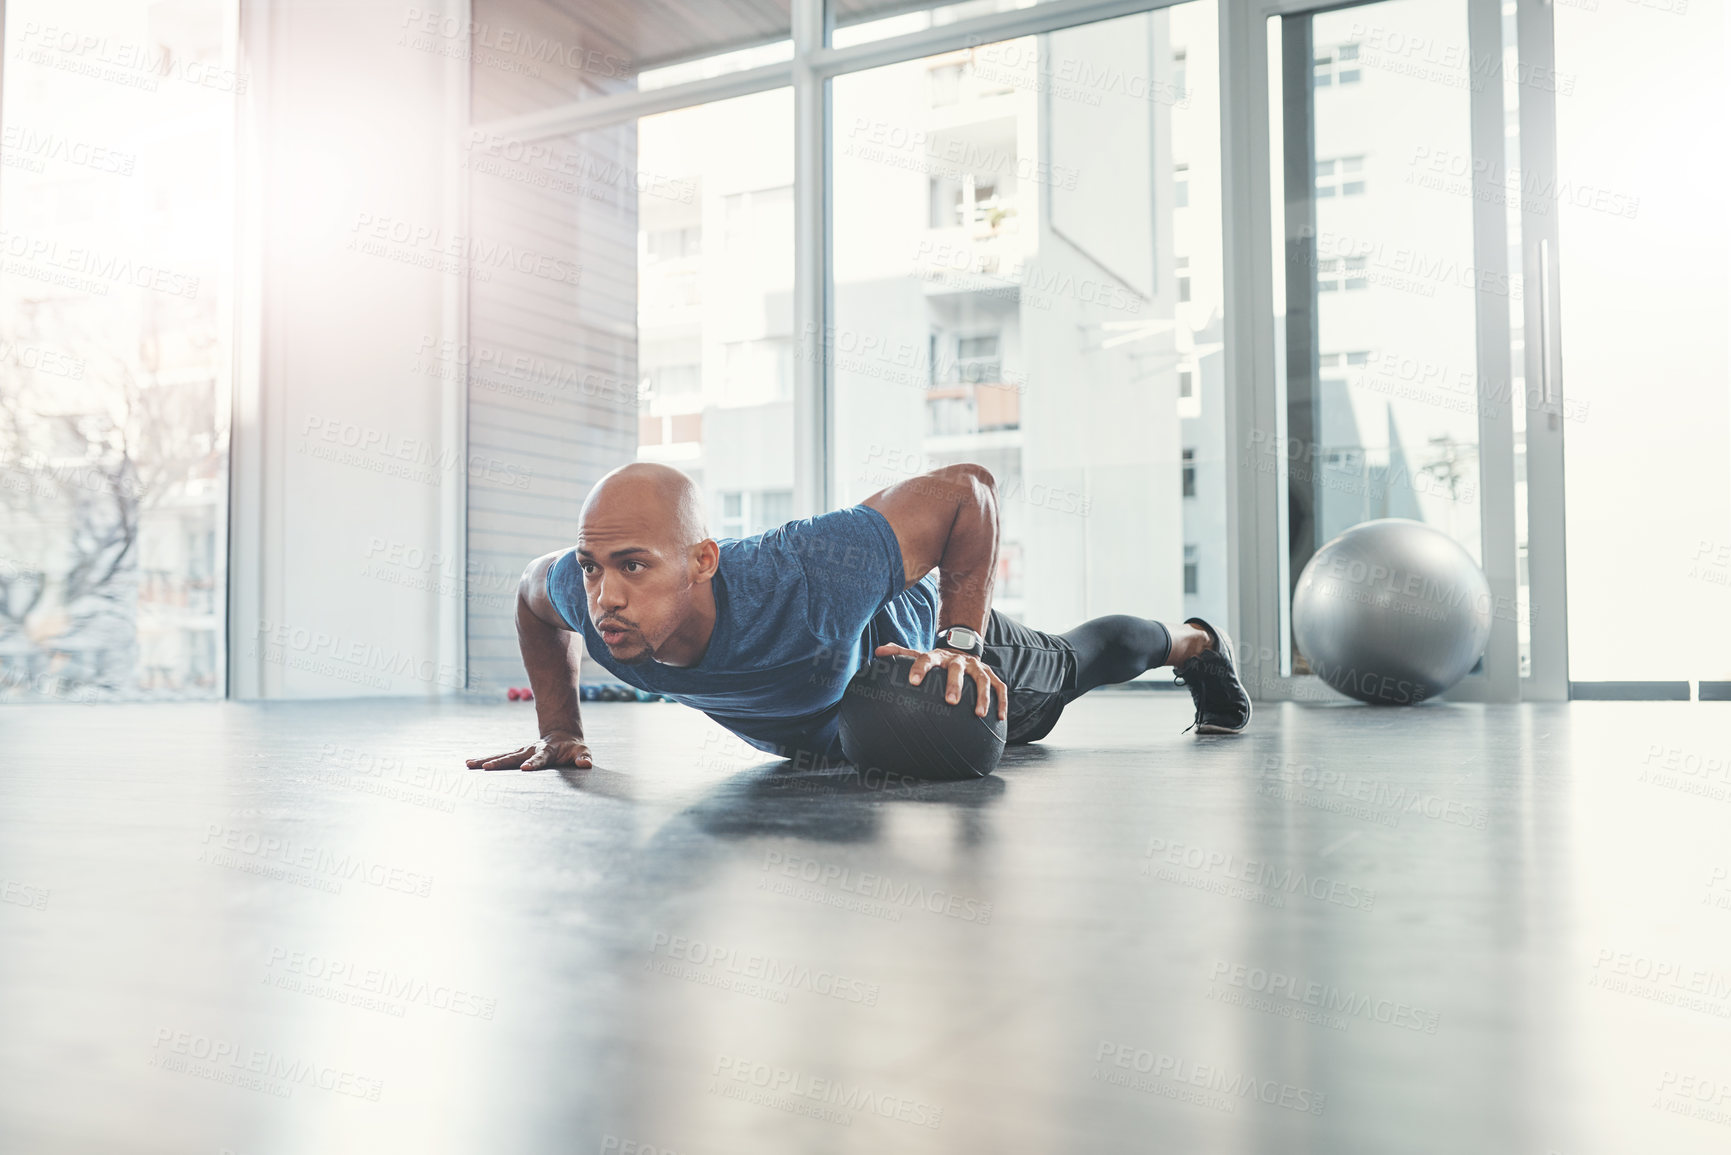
[837,654,1006,781]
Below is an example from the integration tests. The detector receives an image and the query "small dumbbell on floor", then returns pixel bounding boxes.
[579,683,675,703]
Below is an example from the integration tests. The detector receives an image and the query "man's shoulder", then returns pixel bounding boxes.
[539,547,584,631]
[761,506,899,579]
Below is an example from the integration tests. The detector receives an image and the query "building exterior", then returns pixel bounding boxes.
[636,8,1213,639]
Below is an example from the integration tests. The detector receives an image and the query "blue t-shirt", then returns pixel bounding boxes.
[546,504,939,761]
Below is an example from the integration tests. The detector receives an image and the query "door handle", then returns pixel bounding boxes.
[1538,238,1555,409]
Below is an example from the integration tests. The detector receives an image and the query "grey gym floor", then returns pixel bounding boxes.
[2,694,1726,1154]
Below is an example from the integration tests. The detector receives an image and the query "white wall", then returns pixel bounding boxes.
[229,0,468,698]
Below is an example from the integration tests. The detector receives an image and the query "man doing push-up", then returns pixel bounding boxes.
[467,462,1250,772]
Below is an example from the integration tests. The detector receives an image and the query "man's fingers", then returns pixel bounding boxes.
[970,663,1003,720]
[469,740,589,774]
[875,643,924,682]
[471,746,531,770]
[944,659,966,706]
[551,742,594,770]
[992,670,1008,721]
[973,664,995,718]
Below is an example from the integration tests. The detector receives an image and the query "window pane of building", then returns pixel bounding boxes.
[0,0,235,701]
[464,89,795,688]
[831,3,1227,640]
[637,93,796,536]
[1268,0,1486,681]
[1554,3,1730,683]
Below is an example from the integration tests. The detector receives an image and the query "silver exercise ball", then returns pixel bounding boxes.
[1292,518,1492,706]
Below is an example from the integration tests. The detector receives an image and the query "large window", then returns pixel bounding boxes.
[1268,0,1489,678]
[1554,1,1730,686]
[0,0,235,701]
[455,0,1709,702]
[636,93,796,534]
[832,3,1228,637]
[463,88,795,687]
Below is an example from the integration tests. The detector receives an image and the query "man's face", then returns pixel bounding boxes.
[575,510,701,665]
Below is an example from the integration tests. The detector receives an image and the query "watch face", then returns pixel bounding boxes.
[943,627,981,650]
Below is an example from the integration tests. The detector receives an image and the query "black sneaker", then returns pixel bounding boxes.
[1174,617,1252,735]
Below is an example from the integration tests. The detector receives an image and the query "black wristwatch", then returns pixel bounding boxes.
[936,626,984,657]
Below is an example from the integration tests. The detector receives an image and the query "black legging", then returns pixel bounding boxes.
[1058,615,1173,697]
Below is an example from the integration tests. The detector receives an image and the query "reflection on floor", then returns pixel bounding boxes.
[1,694,1726,1153]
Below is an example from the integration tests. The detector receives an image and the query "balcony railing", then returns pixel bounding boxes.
[925,382,1020,437]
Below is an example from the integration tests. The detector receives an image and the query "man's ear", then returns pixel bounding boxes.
[691,539,721,581]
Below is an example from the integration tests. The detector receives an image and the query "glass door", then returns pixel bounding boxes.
[1545,0,1729,699]
[1225,0,1541,703]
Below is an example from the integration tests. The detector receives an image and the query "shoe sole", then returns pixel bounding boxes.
[1194,719,1249,735]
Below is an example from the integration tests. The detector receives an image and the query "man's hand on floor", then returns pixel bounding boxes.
[466,731,593,771]
[874,643,1008,722]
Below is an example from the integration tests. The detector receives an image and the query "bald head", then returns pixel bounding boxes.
[581,462,708,548]
[576,464,717,666]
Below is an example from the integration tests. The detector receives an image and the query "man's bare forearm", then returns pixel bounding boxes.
[933,471,998,633]
[515,557,586,739]
[518,595,584,738]
[860,464,1008,718]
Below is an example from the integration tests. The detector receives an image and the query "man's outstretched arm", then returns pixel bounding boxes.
[862,463,1007,720]
[465,552,594,771]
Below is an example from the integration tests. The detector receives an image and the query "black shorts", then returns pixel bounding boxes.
[981,610,1079,745]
